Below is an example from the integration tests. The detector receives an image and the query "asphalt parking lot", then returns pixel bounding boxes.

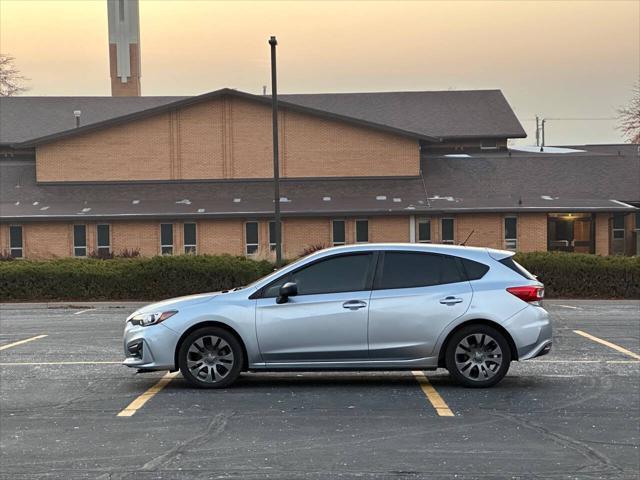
[0,300,638,479]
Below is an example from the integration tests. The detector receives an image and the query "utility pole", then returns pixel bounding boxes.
[540,118,546,152]
[535,115,540,146]
[269,36,283,266]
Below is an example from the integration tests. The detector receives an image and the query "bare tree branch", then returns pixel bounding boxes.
[617,82,640,143]
[0,54,29,96]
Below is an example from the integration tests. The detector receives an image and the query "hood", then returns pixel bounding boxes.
[130,291,222,318]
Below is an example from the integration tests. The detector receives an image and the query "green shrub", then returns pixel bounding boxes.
[0,255,275,301]
[514,252,640,299]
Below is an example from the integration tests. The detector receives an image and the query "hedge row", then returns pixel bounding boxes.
[0,252,638,301]
[514,252,640,299]
[0,255,274,301]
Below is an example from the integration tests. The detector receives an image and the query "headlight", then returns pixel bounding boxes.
[129,310,178,327]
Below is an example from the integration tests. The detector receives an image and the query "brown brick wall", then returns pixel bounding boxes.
[517,213,548,252]
[595,213,610,256]
[109,44,141,97]
[111,221,160,257]
[36,96,419,182]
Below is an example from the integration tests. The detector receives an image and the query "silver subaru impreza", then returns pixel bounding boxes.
[123,244,552,388]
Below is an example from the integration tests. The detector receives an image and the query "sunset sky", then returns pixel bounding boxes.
[1,0,638,145]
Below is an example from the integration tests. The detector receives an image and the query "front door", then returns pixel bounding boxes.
[256,252,375,363]
[368,251,472,360]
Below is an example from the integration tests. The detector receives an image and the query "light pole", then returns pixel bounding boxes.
[269,36,283,266]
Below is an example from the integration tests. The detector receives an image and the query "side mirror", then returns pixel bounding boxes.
[276,282,298,304]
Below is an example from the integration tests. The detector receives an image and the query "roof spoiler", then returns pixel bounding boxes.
[487,248,516,261]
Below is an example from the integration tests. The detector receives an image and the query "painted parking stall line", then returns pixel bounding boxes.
[0,361,122,366]
[0,334,48,351]
[117,371,179,417]
[412,371,455,417]
[574,330,640,360]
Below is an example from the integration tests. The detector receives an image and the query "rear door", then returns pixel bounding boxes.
[368,251,472,360]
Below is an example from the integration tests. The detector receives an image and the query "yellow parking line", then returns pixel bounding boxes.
[412,370,455,417]
[0,335,48,351]
[117,371,179,417]
[574,330,640,360]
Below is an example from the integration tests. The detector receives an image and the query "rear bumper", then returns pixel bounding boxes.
[504,305,553,361]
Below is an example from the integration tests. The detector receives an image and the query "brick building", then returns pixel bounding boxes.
[0,0,638,259]
[0,89,638,259]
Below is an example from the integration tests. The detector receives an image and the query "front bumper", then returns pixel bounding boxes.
[123,321,180,370]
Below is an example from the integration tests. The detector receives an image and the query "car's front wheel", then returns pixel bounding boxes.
[445,324,511,388]
[178,327,243,388]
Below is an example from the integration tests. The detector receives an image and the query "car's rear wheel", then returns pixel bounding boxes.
[445,324,511,388]
[178,327,242,388]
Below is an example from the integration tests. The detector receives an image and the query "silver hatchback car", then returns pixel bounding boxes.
[123,244,552,388]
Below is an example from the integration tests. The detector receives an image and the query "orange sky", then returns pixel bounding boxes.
[1,0,638,144]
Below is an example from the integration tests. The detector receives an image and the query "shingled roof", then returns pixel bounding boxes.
[1,144,635,221]
[0,88,525,146]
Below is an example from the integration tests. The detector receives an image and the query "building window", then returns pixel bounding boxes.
[268,221,281,252]
[184,223,196,254]
[547,213,594,254]
[417,218,431,243]
[504,216,517,251]
[97,224,110,256]
[245,221,259,255]
[332,220,346,246]
[160,223,173,255]
[73,225,87,257]
[612,214,625,240]
[9,225,23,258]
[355,219,369,243]
[441,218,454,244]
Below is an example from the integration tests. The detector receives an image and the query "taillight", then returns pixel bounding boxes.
[507,285,544,303]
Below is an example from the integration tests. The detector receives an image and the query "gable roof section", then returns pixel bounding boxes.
[281,90,527,140]
[0,96,186,145]
[11,89,441,148]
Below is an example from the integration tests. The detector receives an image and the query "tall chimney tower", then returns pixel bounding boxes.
[107,0,141,96]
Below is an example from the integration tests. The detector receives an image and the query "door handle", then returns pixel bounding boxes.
[439,296,463,305]
[342,300,367,310]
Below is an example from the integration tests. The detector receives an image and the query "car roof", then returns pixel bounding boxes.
[308,243,512,261]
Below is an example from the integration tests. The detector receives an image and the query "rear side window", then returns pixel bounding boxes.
[499,257,536,280]
[375,252,465,290]
[458,258,490,280]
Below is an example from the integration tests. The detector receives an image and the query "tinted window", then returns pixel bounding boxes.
[160,223,173,255]
[418,219,431,242]
[612,214,625,229]
[97,224,110,247]
[504,217,517,239]
[9,226,22,249]
[184,223,196,253]
[459,258,490,280]
[263,253,372,297]
[245,222,259,254]
[376,252,464,290]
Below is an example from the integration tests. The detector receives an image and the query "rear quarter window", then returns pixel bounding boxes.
[458,258,490,280]
[499,257,536,280]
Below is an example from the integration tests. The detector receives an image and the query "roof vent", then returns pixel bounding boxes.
[132,199,140,204]
[376,195,387,201]
[81,207,91,212]
[323,196,331,202]
[233,198,242,203]
[40,206,50,211]
[176,199,192,205]
[73,110,81,128]
[279,197,291,203]
[393,198,402,203]
[197,208,205,213]
[32,201,39,206]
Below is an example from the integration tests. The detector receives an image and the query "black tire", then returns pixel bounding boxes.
[178,327,243,389]
[445,324,512,388]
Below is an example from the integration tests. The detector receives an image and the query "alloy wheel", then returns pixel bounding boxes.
[454,333,503,381]
[186,335,235,384]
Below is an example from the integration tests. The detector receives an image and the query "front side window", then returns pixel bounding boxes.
[332,220,346,246]
[355,219,369,243]
[375,252,464,290]
[73,224,86,257]
[418,218,431,243]
[245,221,259,255]
[268,221,281,252]
[441,218,454,244]
[160,223,173,255]
[97,224,110,256]
[263,253,373,297]
[504,216,517,251]
[9,225,23,258]
[184,223,196,254]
